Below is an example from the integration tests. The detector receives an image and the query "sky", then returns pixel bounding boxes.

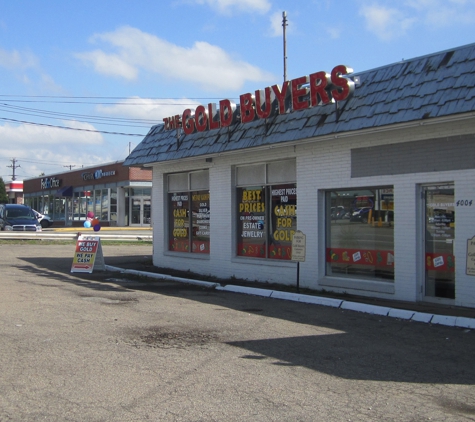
[1,0,474,180]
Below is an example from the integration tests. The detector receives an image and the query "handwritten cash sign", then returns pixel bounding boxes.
[466,235,475,276]
[291,230,306,262]
[71,235,105,273]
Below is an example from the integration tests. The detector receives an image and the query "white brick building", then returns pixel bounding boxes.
[125,43,475,309]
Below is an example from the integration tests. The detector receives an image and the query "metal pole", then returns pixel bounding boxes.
[282,11,288,82]
[296,261,300,293]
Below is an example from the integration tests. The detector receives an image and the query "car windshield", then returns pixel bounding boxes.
[5,208,36,220]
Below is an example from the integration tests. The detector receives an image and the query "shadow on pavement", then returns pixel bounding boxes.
[16,254,475,387]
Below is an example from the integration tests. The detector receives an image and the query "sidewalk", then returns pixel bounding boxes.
[46,225,475,328]
[104,263,475,330]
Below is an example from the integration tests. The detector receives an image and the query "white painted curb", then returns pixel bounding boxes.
[216,285,273,298]
[104,266,475,329]
[105,265,219,288]
[456,317,475,329]
[269,290,299,301]
[341,301,390,316]
[411,312,433,323]
[388,308,415,320]
[431,315,457,327]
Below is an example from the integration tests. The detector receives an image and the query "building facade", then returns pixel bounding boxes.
[124,43,475,309]
[23,161,152,226]
[5,180,24,204]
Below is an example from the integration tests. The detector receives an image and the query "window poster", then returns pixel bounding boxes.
[191,191,210,254]
[169,192,189,252]
[270,184,297,260]
[237,187,266,258]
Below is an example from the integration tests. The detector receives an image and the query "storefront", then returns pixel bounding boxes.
[23,161,152,227]
[5,180,24,204]
[124,43,475,309]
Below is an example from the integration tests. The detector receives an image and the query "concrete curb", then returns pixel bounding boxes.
[105,266,475,329]
[105,266,219,289]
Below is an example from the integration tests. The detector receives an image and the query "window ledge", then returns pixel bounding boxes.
[163,251,210,260]
[231,256,297,267]
[319,276,395,294]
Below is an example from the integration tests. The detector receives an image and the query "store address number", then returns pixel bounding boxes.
[456,200,473,206]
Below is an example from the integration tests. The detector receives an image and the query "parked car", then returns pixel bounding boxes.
[33,210,54,228]
[331,206,347,220]
[349,207,372,223]
[0,204,42,232]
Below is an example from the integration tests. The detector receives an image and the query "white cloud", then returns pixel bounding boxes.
[269,11,284,37]
[76,26,275,91]
[97,97,202,122]
[0,120,102,146]
[406,0,475,26]
[74,50,138,80]
[0,47,63,93]
[0,47,38,70]
[359,1,475,40]
[191,0,271,14]
[326,26,342,39]
[0,121,106,178]
[359,4,416,41]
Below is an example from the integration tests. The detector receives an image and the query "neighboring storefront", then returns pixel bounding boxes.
[124,43,475,309]
[5,180,24,204]
[23,161,152,227]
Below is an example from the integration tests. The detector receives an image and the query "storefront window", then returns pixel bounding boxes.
[100,189,109,220]
[424,184,455,299]
[326,187,394,281]
[94,189,101,219]
[110,188,117,223]
[168,171,209,254]
[236,160,297,260]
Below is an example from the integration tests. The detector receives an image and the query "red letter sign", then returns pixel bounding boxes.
[240,93,255,124]
[331,65,354,102]
[272,81,290,115]
[291,76,310,111]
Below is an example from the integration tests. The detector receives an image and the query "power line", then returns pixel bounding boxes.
[0,106,153,129]
[0,95,238,105]
[0,117,145,136]
[0,94,233,100]
[0,103,158,126]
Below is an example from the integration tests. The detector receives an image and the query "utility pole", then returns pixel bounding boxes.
[282,11,288,82]
[64,165,76,171]
[7,158,20,181]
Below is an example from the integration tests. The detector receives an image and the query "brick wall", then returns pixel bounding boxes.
[129,166,152,181]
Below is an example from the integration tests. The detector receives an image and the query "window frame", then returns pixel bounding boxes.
[235,160,297,260]
[167,170,210,254]
[325,186,395,282]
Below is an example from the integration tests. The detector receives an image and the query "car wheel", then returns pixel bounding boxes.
[40,220,49,229]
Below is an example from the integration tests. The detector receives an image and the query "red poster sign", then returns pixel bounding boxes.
[326,248,394,268]
[71,236,105,273]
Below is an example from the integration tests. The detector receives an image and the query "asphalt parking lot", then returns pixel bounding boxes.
[1,242,475,421]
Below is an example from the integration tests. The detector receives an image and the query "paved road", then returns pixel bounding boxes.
[1,244,475,421]
[0,227,153,241]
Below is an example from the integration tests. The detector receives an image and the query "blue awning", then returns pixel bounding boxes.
[55,186,73,197]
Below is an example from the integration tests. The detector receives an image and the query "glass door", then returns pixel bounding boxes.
[130,197,151,226]
[423,184,455,299]
[143,198,151,225]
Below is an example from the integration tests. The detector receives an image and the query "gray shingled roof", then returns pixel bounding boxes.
[124,43,475,166]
